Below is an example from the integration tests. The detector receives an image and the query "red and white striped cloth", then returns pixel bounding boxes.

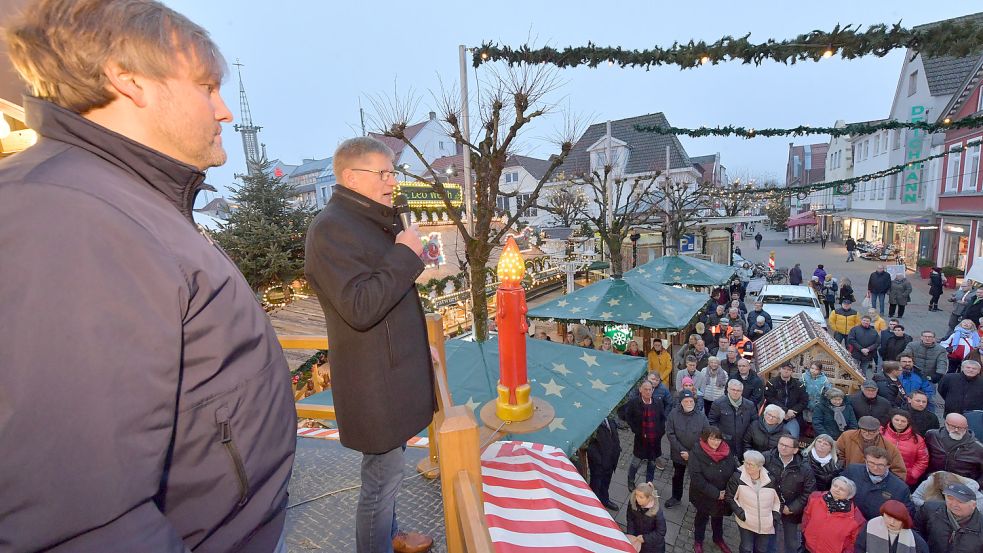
[296,427,429,448]
[481,441,635,553]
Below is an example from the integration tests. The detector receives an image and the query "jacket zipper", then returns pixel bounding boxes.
[385,320,395,368]
[216,408,250,507]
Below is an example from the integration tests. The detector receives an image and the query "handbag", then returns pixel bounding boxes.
[862,295,872,309]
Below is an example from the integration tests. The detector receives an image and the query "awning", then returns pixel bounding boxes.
[586,261,610,270]
[831,210,935,225]
[786,211,818,227]
[625,253,737,287]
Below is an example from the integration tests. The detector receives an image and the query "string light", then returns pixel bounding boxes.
[822,48,834,58]
[700,56,710,65]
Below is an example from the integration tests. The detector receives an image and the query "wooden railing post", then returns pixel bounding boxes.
[418,313,450,478]
[437,405,485,553]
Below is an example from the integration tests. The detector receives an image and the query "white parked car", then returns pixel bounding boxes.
[754,284,828,330]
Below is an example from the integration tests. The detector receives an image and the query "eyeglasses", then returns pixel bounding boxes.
[865,460,889,468]
[351,168,398,180]
[946,422,969,431]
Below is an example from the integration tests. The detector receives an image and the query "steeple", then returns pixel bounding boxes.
[233,59,264,176]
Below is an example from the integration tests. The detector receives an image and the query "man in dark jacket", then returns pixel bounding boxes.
[306,136,435,552]
[841,448,914,520]
[849,380,893,425]
[901,330,949,384]
[879,322,912,363]
[848,316,881,376]
[763,362,808,438]
[747,300,773,329]
[873,361,908,408]
[789,263,803,285]
[709,379,756,457]
[730,358,764,407]
[0,3,296,551]
[867,265,892,316]
[939,359,983,416]
[964,287,983,327]
[764,434,816,553]
[906,390,941,437]
[845,236,857,261]
[755,232,763,249]
[926,414,983,487]
[587,417,621,510]
[625,381,668,487]
[915,484,983,553]
[665,390,709,507]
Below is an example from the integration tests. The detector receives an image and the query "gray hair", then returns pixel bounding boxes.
[830,476,857,499]
[743,450,766,466]
[962,359,982,371]
[727,378,745,390]
[333,136,395,182]
[737,358,751,368]
[763,404,786,420]
[804,434,839,464]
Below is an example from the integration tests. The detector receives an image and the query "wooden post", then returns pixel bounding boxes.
[419,314,449,479]
[438,405,483,553]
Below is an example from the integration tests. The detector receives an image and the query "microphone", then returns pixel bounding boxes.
[394,194,412,231]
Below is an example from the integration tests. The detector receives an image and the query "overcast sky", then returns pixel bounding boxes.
[163,1,975,204]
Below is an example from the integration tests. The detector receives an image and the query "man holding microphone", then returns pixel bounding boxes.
[305,136,435,553]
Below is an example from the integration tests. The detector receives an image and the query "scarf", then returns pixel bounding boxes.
[763,417,782,432]
[700,438,731,462]
[729,394,743,409]
[823,491,852,513]
[865,517,917,553]
[831,404,848,431]
[811,449,832,466]
[868,469,887,484]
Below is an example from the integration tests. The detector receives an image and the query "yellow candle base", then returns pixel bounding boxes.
[496,383,533,422]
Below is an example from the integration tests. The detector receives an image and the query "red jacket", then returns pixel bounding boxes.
[801,491,866,553]
[881,425,929,485]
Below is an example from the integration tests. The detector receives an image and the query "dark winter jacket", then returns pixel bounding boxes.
[907,407,941,437]
[880,334,912,362]
[841,464,914,521]
[764,451,817,523]
[847,325,880,362]
[790,266,804,285]
[625,396,667,459]
[806,451,844,491]
[900,341,949,379]
[626,500,667,553]
[688,443,738,516]
[666,406,709,464]
[747,308,773,329]
[709,396,757,457]
[731,370,765,407]
[845,238,857,252]
[873,373,907,408]
[764,375,808,417]
[925,429,983,486]
[743,417,787,454]
[848,391,893,425]
[306,185,435,454]
[915,500,983,553]
[965,296,983,325]
[839,283,856,303]
[587,417,621,473]
[0,97,296,552]
[813,397,859,439]
[939,372,983,416]
[868,271,892,294]
[929,271,944,296]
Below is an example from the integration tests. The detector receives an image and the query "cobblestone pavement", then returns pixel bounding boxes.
[285,438,446,553]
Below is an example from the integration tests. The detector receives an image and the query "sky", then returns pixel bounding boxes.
[162,1,977,205]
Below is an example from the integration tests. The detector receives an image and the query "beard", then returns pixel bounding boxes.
[949,430,967,441]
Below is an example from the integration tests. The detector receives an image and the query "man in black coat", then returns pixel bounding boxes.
[625,381,668,487]
[709,379,756,458]
[305,137,435,552]
[764,434,816,553]
[939,360,983,416]
[845,236,857,262]
[763,362,808,438]
[848,316,881,377]
[849,380,893,425]
[730,358,764,407]
[867,265,892,316]
[587,417,621,510]
[915,484,983,553]
[964,287,983,327]
[926,413,983,487]
[873,361,908,408]
[789,263,803,285]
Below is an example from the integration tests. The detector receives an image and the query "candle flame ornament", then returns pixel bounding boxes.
[495,237,533,421]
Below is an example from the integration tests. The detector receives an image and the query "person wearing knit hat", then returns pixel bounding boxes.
[855,499,928,553]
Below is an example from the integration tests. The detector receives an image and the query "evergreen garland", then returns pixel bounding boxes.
[473,20,983,69]
[633,115,983,138]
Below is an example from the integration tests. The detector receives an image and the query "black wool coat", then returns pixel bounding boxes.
[687,443,738,516]
[587,417,621,473]
[708,396,756,457]
[764,451,816,523]
[305,186,435,454]
[743,417,786,454]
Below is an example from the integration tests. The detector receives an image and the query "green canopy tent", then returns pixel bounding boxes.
[526,275,707,332]
[624,254,737,288]
[297,337,647,456]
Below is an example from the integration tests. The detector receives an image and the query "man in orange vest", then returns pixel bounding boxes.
[731,325,754,362]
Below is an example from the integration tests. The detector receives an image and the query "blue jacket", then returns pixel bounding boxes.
[899,368,935,400]
[842,463,914,520]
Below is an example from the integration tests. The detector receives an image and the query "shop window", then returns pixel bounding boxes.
[963,144,980,193]
[946,147,962,193]
[889,173,900,200]
[892,129,901,150]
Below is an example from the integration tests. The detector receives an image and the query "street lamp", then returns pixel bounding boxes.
[630,229,641,268]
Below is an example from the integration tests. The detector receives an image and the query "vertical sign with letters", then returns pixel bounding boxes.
[902,105,925,204]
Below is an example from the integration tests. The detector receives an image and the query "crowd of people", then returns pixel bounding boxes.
[583,259,983,553]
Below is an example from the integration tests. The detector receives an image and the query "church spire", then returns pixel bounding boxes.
[232,59,264,176]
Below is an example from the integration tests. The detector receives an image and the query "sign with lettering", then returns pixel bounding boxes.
[902,106,925,204]
[397,182,462,206]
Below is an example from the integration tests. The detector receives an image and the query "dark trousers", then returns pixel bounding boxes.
[694,510,724,543]
[739,528,769,553]
[628,456,657,486]
[888,303,906,317]
[588,462,614,504]
[929,293,942,309]
[756,240,762,250]
[671,461,687,500]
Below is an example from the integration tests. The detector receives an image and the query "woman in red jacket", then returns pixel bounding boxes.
[801,476,866,553]
[879,409,929,487]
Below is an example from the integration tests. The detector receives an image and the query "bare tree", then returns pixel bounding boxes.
[540,186,587,227]
[372,65,575,341]
[717,181,758,217]
[646,176,715,258]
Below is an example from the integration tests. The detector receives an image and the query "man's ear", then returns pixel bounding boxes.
[102,62,151,108]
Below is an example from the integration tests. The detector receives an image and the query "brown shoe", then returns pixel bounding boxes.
[392,531,433,553]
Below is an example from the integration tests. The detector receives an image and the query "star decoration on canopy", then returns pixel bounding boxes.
[573,402,583,408]
[580,353,599,367]
[548,417,567,432]
[600,311,614,319]
[589,378,611,392]
[673,268,682,273]
[588,295,600,302]
[639,311,653,321]
[541,378,565,398]
[556,299,569,307]
[551,362,571,376]
[607,298,621,306]
[569,306,583,314]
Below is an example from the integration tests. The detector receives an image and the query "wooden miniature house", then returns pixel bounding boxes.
[754,312,865,393]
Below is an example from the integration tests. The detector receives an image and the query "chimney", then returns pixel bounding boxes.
[429,111,436,121]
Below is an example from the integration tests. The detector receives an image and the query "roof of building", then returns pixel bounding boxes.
[289,157,332,177]
[505,154,554,181]
[195,197,232,214]
[428,153,465,185]
[369,119,430,157]
[558,113,693,177]
[914,13,983,97]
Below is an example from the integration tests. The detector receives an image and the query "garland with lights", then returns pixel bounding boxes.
[473,20,983,69]
[291,350,328,395]
[633,115,983,138]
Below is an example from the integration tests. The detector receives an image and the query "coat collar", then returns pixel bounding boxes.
[24,97,206,223]
[331,184,399,228]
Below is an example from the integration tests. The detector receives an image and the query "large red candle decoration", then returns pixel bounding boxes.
[495,236,533,422]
